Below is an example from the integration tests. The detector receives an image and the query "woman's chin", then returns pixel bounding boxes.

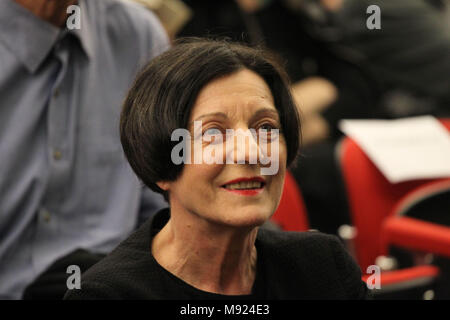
[216,208,273,229]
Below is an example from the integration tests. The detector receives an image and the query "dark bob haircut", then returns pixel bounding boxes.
[120,38,301,201]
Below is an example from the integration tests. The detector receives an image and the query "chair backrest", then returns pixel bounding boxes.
[271,171,309,232]
[392,179,450,226]
[338,118,450,270]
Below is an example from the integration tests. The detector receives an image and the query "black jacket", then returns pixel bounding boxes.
[64,208,367,300]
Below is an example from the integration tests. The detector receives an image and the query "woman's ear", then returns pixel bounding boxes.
[156,181,170,191]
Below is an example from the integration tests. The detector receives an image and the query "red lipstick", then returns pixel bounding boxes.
[221,177,266,196]
[222,177,266,185]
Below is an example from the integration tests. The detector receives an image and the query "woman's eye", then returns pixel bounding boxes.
[259,123,275,131]
[202,127,224,144]
[203,128,222,136]
[258,122,280,132]
[258,123,280,141]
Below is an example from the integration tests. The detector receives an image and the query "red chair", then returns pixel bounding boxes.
[337,118,450,298]
[271,171,309,232]
[380,179,450,259]
[338,118,450,270]
[272,167,450,299]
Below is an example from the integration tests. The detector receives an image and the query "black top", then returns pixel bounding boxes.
[64,208,367,300]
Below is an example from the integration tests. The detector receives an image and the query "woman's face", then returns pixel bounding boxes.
[161,68,288,229]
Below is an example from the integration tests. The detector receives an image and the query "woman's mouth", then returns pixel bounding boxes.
[221,178,266,196]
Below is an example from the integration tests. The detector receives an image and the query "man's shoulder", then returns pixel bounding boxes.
[84,0,168,55]
[96,0,161,27]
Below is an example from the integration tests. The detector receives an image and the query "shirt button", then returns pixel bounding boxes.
[41,209,51,222]
[53,149,62,160]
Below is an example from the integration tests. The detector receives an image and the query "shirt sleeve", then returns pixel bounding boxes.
[126,1,171,67]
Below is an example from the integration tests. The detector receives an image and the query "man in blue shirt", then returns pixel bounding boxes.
[0,0,169,299]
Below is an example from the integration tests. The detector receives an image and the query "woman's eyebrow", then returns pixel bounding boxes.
[250,108,280,122]
[188,108,279,128]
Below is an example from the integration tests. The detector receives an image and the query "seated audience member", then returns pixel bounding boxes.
[0,0,168,299]
[64,39,367,300]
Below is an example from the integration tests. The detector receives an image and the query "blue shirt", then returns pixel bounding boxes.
[0,0,169,299]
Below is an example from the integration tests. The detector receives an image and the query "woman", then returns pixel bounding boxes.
[65,38,367,300]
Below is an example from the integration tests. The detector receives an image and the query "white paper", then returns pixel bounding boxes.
[338,116,450,183]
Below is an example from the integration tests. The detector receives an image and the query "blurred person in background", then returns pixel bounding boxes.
[0,0,169,299]
[330,0,450,119]
[258,0,450,131]
[126,0,192,41]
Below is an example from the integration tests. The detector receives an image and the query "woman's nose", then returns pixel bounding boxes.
[225,128,261,165]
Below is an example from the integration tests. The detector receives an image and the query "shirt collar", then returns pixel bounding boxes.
[70,0,94,60]
[0,0,93,74]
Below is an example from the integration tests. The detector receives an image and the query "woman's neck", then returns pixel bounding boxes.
[152,211,259,295]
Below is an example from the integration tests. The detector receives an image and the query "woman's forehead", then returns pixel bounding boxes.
[190,69,276,120]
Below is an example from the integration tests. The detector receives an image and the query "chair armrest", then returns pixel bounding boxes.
[362,265,439,288]
[380,216,450,258]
